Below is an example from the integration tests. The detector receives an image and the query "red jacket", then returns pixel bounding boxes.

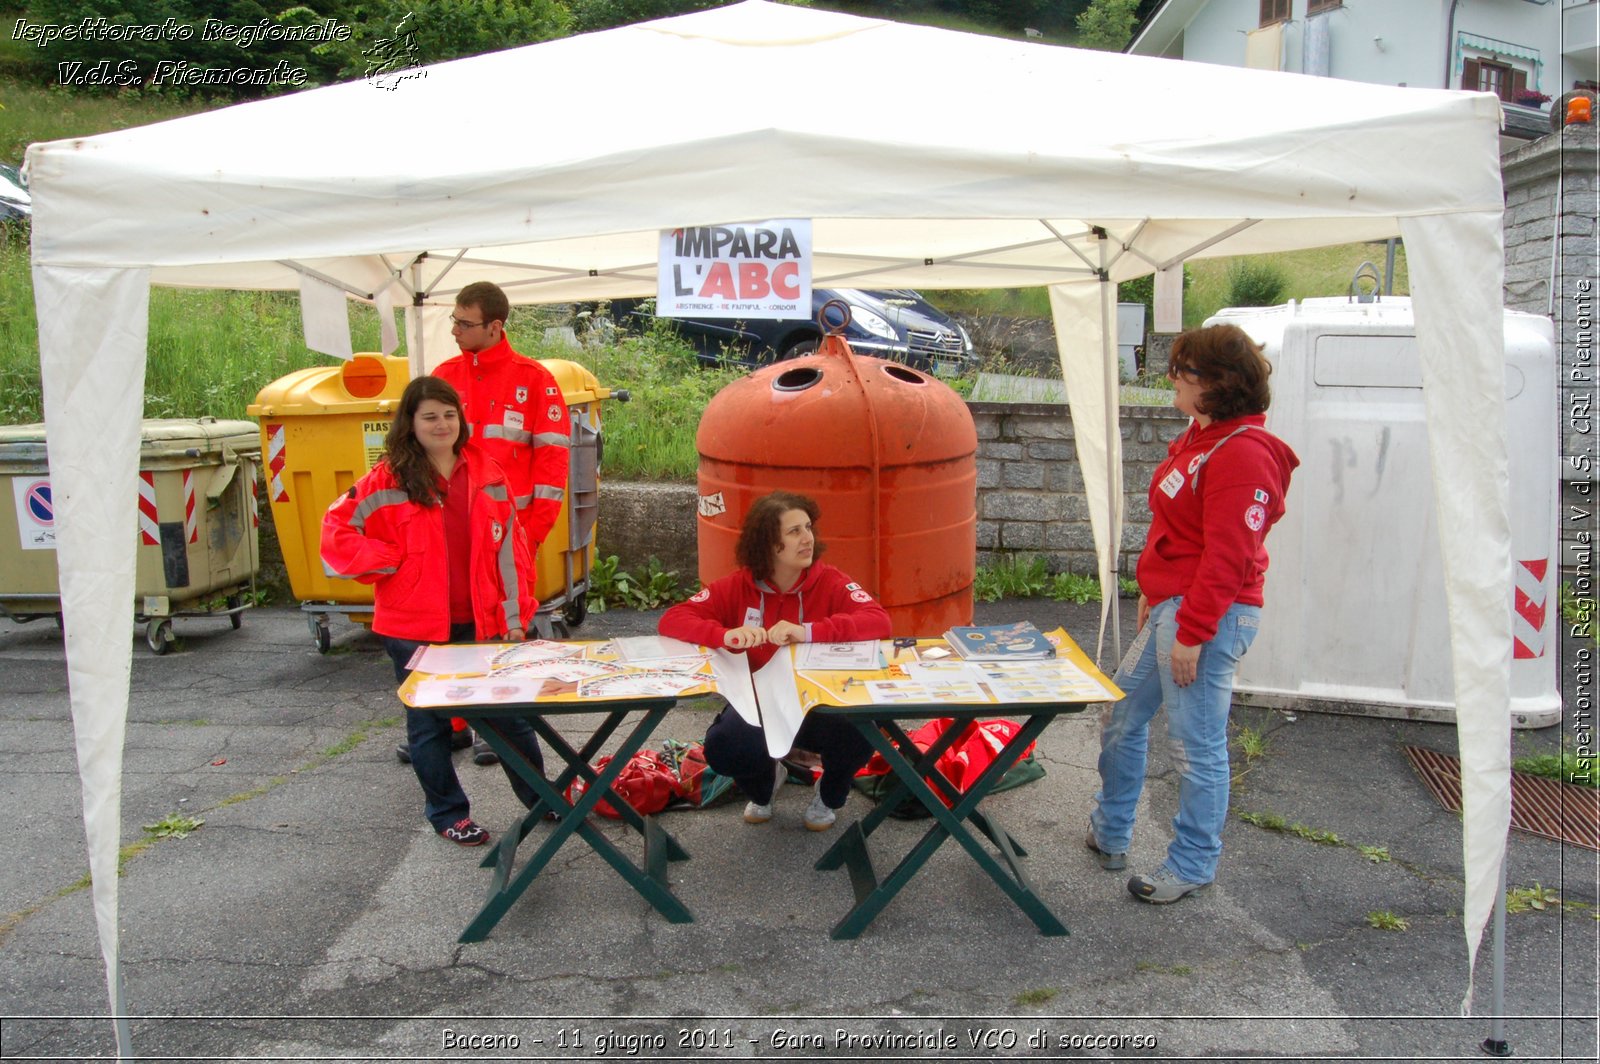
[1137,414,1299,647]
[434,336,570,547]
[320,445,536,642]
[659,561,892,670]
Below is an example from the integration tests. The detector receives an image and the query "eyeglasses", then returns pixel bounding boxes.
[1168,365,1206,383]
[449,315,487,330]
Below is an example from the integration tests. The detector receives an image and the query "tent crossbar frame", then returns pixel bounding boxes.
[418,249,470,299]
[1155,219,1261,271]
[1101,219,1151,276]
[1040,220,1101,274]
[277,260,377,302]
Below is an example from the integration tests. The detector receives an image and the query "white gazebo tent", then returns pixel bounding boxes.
[25,2,1513,1052]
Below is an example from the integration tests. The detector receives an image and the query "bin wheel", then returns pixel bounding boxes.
[308,613,331,654]
[146,619,174,655]
[562,597,587,628]
[549,618,571,640]
[227,593,243,630]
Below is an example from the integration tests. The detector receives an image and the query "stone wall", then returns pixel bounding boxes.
[1501,119,1598,572]
[587,401,1186,585]
[970,401,1186,576]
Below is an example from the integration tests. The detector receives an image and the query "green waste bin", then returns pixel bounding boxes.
[0,417,263,654]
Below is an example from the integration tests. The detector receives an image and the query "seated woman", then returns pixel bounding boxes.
[322,375,547,848]
[659,491,891,831]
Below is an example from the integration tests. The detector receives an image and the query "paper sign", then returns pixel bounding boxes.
[298,272,354,361]
[657,220,811,320]
[12,477,55,550]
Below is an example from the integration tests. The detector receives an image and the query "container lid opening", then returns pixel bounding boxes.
[773,367,823,392]
[884,365,927,385]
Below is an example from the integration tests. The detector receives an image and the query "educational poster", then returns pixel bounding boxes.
[657,219,811,319]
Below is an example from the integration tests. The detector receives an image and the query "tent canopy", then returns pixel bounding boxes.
[24,0,1514,1044]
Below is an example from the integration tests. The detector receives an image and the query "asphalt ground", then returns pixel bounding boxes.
[0,599,1595,1063]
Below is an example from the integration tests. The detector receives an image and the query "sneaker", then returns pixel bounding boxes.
[396,741,412,764]
[450,727,473,751]
[1128,866,1208,904]
[1085,824,1126,871]
[438,817,489,847]
[472,737,500,766]
[743,761,787,825]
[803,787,837,832]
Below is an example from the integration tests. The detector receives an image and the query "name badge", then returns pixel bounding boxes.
[1158,468,1184,498]
[504,410,525,432]
[742,606,763,630]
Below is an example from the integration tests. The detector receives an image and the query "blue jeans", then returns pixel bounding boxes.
[1090,598,1260,885]
[384,625,546,832]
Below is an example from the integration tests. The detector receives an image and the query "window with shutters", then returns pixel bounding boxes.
[1461,57,1528,103]
[1259,0,1290,27]
[1307,0,1342,13]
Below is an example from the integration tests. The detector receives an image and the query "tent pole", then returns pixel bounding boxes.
[1096,231,1122,662]
[112,965,131,1059]
[1481,855,1511,1056]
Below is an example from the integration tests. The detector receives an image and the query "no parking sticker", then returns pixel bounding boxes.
[12,477,56,549]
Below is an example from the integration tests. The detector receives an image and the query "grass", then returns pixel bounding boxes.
[1366,910,1409,932]
[1513,748,1598,789]
[1013,987,1058,1006]
[0,76,214,161]
[1234,725,1268,762]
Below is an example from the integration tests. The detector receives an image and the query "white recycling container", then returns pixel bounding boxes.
[1206,297,1560,729]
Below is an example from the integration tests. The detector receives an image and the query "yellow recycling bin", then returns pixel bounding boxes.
[248,354,615,651]
[0,418,262,653]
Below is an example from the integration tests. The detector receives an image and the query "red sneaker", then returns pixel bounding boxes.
[438,817,489,846]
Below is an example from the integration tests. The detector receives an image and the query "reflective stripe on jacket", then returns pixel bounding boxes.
[434,337,570,547]
[320,444,536,642]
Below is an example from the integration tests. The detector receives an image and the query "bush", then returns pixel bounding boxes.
[1224,259,1288,308]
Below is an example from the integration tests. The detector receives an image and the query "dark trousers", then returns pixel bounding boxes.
[384,624,546,832]
[703,705,873,809]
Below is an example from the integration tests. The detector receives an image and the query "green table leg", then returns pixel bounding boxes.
[457,707,694,942]
[823,712,1066,940]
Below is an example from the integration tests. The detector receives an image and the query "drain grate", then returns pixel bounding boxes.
[1405,746,1599,852]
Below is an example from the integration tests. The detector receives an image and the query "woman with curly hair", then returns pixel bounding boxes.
[1087,325,1300,903]
[659,492,891,831]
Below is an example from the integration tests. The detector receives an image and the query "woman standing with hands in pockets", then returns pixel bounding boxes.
[659,492,891,831]
[322,376,547,848]
[1087,325,1299,903]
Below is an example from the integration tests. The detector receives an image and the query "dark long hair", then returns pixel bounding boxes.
[735,491,825,583]
[1169,324,1272,421]
[385,376,465,506]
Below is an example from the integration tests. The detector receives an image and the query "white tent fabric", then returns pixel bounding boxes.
[24,0,1513,1040]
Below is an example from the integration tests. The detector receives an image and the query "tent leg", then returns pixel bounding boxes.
[1479,856,1510,1057]
[1097,266,1122,664]
[113,963,132,1058]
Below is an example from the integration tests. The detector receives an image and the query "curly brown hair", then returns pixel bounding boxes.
[735,492,826,583]
[384,376,465,506]
[1169,324,1272,421]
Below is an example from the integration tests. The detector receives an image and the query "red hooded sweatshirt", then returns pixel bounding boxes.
[658,561,891,670]
[1137,413,1300,647]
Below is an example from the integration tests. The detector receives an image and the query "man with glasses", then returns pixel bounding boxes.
[428,280,570,766]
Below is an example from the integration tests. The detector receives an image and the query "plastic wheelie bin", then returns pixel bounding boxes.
[0,417,263,653]
[248,354,618,651]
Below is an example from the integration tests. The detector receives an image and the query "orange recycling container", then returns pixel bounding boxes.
[695,335,977,636]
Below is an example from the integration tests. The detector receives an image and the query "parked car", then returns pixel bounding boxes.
[0,164,30,223]
[605,288,974,376]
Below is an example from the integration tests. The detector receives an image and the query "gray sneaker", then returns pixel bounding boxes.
[743,761,787,825]
[1085,824,1126,871]
[1128,866,1208,904]
[803,786,837,831]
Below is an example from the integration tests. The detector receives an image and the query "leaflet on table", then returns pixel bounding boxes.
[942,620,1057,661]
[407,642,503,675]
[792,640,884,670]
[794,629,1122,707]
[412,675,547,707]
[611,635,703,663]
